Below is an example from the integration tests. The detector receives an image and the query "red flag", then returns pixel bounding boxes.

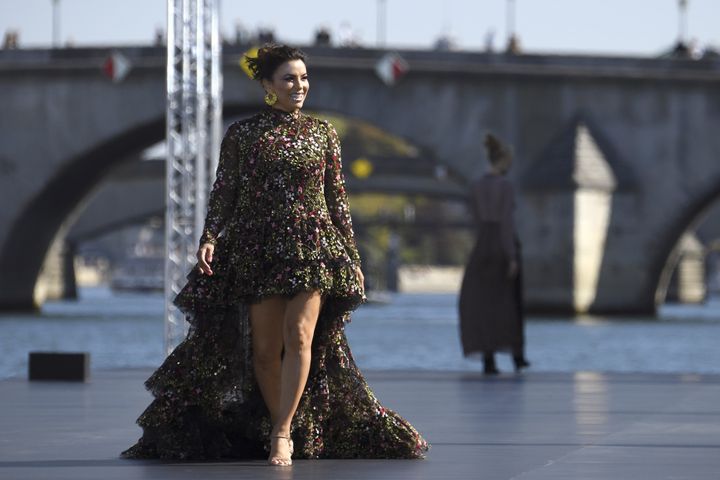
[102,51,132,83]
[375,52,409,86]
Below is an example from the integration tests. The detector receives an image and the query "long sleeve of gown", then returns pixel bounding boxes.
[500,183,518,262]
[199,124,240,247]
[324,123,361,265]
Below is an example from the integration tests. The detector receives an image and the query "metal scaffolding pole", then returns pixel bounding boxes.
[164,0,222,354]
[51,0,61,47]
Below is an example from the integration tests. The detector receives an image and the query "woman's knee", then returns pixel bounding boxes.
[281,290,321,354]
[252,325,283,367]
[253,340,282,368]
[283,317,315,354]
[250,296,285,367]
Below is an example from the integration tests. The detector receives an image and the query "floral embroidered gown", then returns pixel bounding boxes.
[120,107,429,460]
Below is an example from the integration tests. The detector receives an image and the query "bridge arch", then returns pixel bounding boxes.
[653,173,720,306]
[0,116,163,310]
[0,102,463,310]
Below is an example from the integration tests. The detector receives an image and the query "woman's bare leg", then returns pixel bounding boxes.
[250,296,286,425]
[271,291,322,455]
[251,291,324,464]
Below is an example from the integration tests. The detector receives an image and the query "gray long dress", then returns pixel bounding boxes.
[458,173,523,356]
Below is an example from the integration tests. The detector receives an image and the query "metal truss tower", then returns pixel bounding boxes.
[164,0,222,354]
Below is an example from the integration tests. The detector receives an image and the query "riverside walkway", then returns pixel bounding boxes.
[1,368,719,480]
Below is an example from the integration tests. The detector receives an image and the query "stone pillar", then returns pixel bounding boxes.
[385,231,400,292]
[522,118,627,314]
[665,233,707,304]
[34,235,78,305]
[571,125,616,312]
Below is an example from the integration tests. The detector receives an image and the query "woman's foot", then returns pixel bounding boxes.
[513,355,531,372]
[268,434,293,466]
[483,353,499,375]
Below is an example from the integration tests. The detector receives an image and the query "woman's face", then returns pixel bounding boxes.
[262,59,309,113]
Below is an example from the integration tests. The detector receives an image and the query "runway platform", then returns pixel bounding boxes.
[1,368,719,479]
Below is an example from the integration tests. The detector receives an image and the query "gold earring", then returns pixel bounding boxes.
[264,92,278,106]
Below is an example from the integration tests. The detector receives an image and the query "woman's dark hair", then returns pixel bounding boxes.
[245,43,307,81]
[484,133,512,166]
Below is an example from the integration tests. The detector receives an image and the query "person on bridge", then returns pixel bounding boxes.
[459,134,530,375]
[120,43,428,466]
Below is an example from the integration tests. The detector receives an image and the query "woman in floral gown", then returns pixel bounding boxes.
[120,44,429,465]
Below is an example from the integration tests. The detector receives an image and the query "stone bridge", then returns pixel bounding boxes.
[1,45,719,314]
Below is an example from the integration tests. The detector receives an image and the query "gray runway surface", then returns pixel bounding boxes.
[1,368,719,479]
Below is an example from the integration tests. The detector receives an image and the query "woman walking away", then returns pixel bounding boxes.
[459,134,530,375]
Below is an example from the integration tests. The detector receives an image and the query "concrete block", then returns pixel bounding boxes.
[28,352,90,381]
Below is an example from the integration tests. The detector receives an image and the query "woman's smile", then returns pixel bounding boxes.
[264,59,309,113]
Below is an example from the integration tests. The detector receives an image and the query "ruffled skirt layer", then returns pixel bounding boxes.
[120,235,429,460]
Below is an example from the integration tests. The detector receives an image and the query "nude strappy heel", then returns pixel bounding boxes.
[268,434,293,466]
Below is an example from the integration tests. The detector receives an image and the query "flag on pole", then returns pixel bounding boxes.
[102,51,132,83]
[375,52,409,86]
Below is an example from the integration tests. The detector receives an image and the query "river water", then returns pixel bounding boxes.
[1,286,719,379]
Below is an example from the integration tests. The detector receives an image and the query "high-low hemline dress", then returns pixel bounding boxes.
[119,107,430,460]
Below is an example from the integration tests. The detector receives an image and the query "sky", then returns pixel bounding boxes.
[1,0,719,56]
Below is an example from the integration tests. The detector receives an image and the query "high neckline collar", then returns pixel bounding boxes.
[264,106,302,122]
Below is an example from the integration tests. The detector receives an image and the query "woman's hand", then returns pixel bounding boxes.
[196,243,215,276]
[507,260,519,279]
[354,266,365,295]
